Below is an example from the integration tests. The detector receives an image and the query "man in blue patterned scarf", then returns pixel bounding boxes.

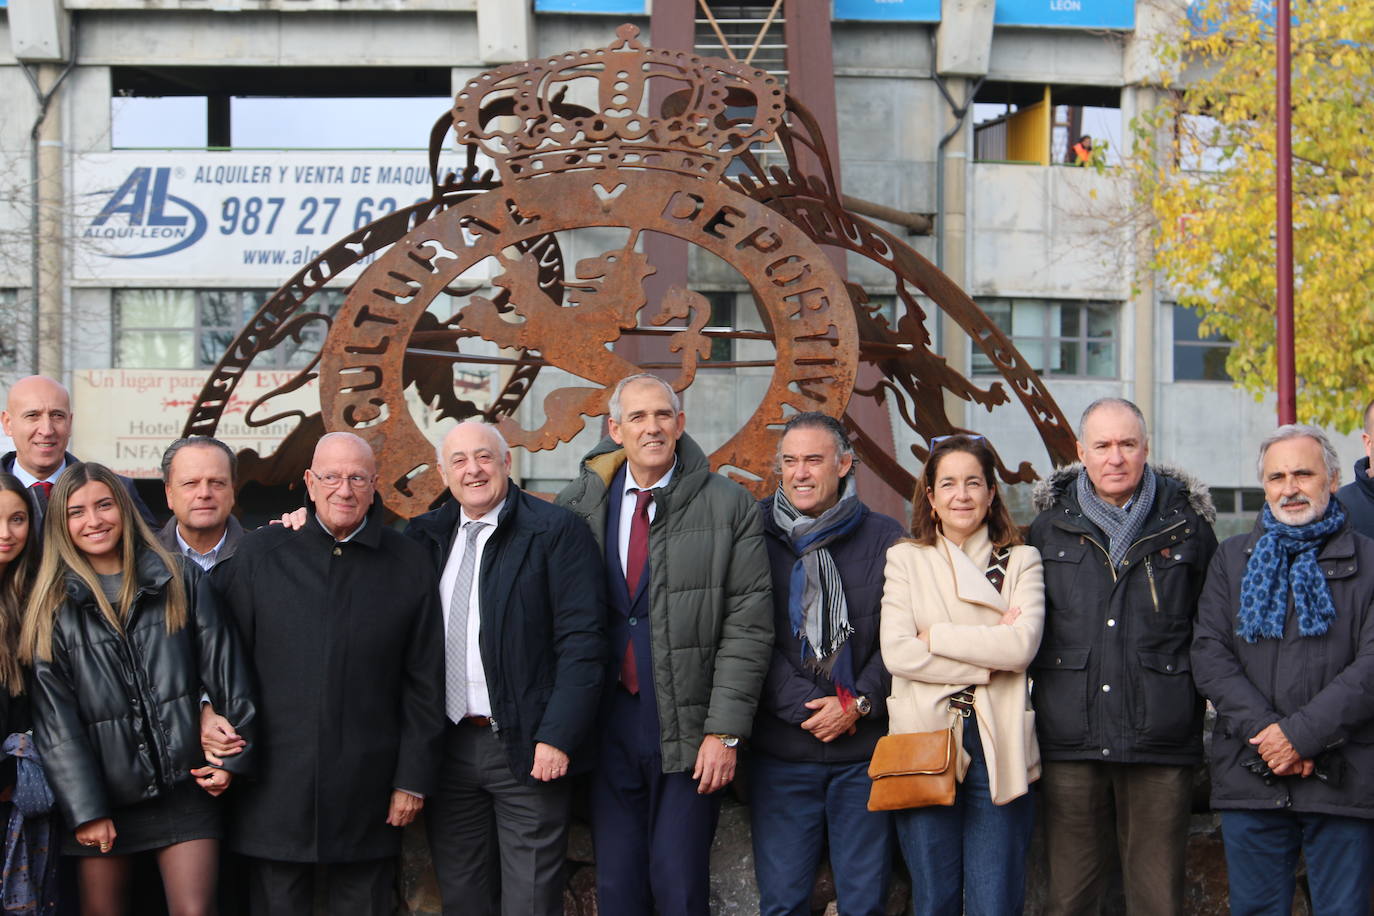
[750,412,904,916]
[1194,425,1374,914]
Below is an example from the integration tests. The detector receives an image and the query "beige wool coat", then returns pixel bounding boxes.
[880,526,1045,805]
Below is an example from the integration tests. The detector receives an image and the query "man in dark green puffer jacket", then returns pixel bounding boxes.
[557,373,772,916]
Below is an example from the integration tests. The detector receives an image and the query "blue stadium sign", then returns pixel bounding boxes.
[994,0,1135,28]
[531,0,1131,28]
[834,0,942,21]
[534,0,646,12]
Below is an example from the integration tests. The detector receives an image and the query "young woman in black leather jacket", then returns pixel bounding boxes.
[0,472,38,752]
[0,473,56,908]
[21,462,256,916]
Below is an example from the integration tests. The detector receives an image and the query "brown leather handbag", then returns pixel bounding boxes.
[867,546,1012,812]
[866,724,957,811]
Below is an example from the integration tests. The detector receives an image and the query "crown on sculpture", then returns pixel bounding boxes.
[452,24,785,184]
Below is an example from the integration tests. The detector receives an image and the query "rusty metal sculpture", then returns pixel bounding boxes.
[729,94,1078,495]
[182,24,1075,518]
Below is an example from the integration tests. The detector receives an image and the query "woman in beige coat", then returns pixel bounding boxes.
[880,434,1045,916]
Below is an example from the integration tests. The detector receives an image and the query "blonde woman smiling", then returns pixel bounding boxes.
[22,462,256,916]
[880,434,1045,916]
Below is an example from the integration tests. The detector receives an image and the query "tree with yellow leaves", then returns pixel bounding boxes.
[1131,0,1374,431]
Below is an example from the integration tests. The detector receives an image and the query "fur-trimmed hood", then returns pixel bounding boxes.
[1031,462,1216,523]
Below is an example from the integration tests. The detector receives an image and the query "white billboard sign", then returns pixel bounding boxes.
[69,151,485,286]
[70,366,501,480]
[70,368,321,479]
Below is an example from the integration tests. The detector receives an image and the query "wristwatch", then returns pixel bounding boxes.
[714,734,740,749]
[855,695,873,717]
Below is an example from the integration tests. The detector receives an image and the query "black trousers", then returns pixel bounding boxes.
[427,719,572,916]
[246,856,395,916]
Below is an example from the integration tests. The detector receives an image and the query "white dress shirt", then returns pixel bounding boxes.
[616,461,676,576]
[439,499,505,718]
[11,458,65,489]
[175,525,229,571]
[317,516,366,543]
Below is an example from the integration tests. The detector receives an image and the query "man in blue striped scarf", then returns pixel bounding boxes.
[1193,425,1374,914]
[751,412,905,916]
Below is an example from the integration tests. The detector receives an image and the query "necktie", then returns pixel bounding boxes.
[445,520,487,723]
[621,489,653,695]
[30,481,52,505]
[625,488,652,594]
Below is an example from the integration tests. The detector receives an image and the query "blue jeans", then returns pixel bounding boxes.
[1222,809,1374,916]
[749,752,893,916]
[893,717,1035,916]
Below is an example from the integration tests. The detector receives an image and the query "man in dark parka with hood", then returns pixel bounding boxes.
[211,432,445,915]
[1028,397,1217,916]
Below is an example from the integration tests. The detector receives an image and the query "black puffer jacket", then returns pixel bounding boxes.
[28,549,257,829]
[1028,464,1218,765]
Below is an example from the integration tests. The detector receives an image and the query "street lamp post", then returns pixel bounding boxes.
[1275,0,1296,425]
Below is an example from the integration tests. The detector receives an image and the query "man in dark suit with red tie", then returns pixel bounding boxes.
[558,373,772,916]
[1,375,154,522]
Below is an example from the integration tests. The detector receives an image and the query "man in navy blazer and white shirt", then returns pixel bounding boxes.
[403,421,606,916]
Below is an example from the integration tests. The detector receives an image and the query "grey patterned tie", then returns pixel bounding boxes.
[445,520,487,723]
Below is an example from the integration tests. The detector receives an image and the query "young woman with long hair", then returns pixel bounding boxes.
[0,473,39,720]
[21,462,257,916]
[879,435,1046,915]
[0,473,60,910]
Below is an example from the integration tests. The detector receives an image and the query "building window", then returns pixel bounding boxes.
[971,299,1119,378]
[1209,486,1265,538]
[1173,305,1234,381]
[703,292,736,363]
[1211,487,1266,515]
[115,289,346,369]
[859,294,898,328]
[117,289,195,368]
[1175,113,1230,173]
[0,290,19,370]
[973,82,1122,166]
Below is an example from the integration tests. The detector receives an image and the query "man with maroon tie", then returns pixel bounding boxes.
[558,373,772,916]
[1,375,153,522]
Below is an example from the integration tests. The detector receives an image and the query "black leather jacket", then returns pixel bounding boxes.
[1028,464,1218,766]
[28,549,257,828]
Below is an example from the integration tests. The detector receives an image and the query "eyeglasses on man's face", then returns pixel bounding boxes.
[308,470,376,490]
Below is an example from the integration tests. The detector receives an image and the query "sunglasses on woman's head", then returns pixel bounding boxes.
[929,434,986,446]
